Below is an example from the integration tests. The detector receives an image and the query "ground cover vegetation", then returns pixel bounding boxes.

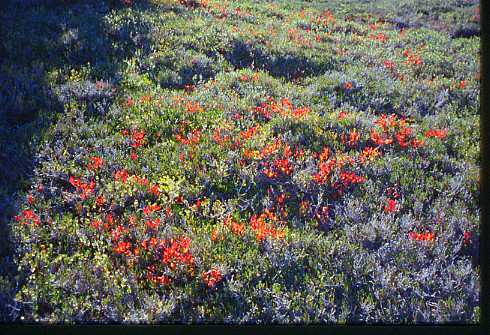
[0,0,480,324]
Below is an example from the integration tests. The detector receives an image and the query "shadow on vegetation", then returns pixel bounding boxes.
[225,40,338,81]
[0,0,156,321]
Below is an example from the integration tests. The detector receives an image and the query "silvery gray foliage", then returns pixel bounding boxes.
[55,80,116,117]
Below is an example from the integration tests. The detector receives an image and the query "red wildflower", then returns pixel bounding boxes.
[239,74,249,82]
[91,218,102,229]
[133,175,148,186]
[359,146,380,163]
[424,129,447,139]
[384,60,395,69]
[183,84,195,93]
[185,101,204,114]
[69,176,82,188]
[103,214,114,230]
[395,127,412,148]
[463,231,471,245]
[211,229,221,242]
[291,106,310,119]
[114,170,129,183]
[143,204,162,216]
[230,222,245,236]
[408,231,435,241]
[348,128,360,146]
[96,195,105,207]
[149,274,171,286]
[130,129,145,148]
[343,82,353,90]
[27,194,34,205]
[249,210,285,242]
[148,184,160,197]
[114,241,132,256]
[276,193,287,205]
[69,176,95,200]
[162,236,195,270]
[175,195,184,205]
[240,124,260,141]
[370,130,393,146]
[384,198,397,213]
[410,138,425,148]
[201,268,223,288]
[263,167,278,179]
[459,80,466,89]
[20,209,40,226]
[272,158,293,176]
[338,171,366,187]
[212,128,230,145]
[145,218,161,229]
[87,156,104,171]
[130,151,138,161]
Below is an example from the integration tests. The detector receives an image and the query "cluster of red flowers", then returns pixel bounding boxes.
[337,171,366,188]
[161,236,195,271]
[340,128,360,147]
[223,215,245,236]
[249,209,285,241]
[109,235,197,286]
[370,114,424,149]
[87,156,104,171]
[14,209,40,226]
[402,48,423,66]
[211,128,228,146]
[145,218,161,229]
[139,95,152,104]
[201,268,223,288]
[69,176,95,200]
[383,198,398,213]
[114,241,132,256]
[183,84,195,93]
[147,266,172,286]
[424,129,447,139]
[314,10,336,28]
[369,32,388,43]
[238,72,260,82]
[175,129,202,145]
[185,101,204,114]
[114,169,129,183]
[383,60,395,69]
[287,27,312,48]
[262,158,293,179]
[257,141,296,179]
[130,129,145,148]
[239,124,261,141]
[408,231,435,241]
[211,215,245,242]
[312,153,336,185]
[143,204,161,216]
[383,186,400,213]
[112,170,160,197]
[254,98,310,121]
[359,146,381,163]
